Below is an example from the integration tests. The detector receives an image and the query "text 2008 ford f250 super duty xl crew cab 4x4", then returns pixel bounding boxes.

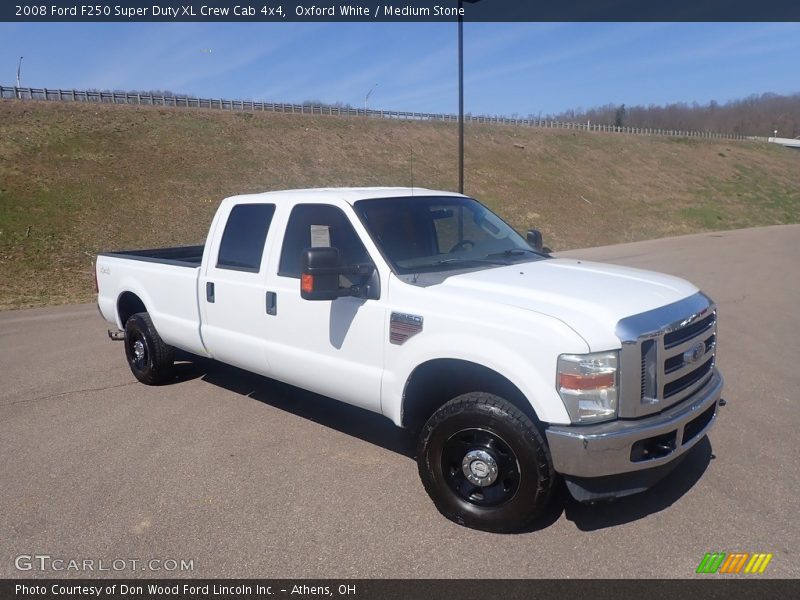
[96,187,723,532]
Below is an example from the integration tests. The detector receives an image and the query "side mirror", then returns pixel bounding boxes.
[300,247,378,301]
[301,247,345,300]
[526,229,544,252]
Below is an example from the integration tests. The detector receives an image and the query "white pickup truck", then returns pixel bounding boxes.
[97,187,723,532]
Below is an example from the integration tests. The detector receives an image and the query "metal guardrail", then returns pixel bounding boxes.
[0,85,767,142]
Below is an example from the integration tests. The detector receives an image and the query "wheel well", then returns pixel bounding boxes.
[117,292,147,327]
[401,359,541,433]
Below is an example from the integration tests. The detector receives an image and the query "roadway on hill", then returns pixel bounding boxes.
[1,225,798,578]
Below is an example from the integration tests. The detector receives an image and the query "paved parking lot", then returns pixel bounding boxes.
[1,225,798,578]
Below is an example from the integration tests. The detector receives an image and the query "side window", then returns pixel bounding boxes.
[216,204,276,272]
[279,204,371,278]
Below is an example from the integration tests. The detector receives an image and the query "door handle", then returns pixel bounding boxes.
[206,282,215,303]
[266,291,277,315]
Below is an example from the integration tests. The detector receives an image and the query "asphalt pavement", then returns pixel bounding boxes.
[1,225,798,578]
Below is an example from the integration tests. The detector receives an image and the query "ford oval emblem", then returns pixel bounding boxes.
[683,342,706,364]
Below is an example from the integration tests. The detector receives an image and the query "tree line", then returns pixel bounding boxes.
[550,92,800,138]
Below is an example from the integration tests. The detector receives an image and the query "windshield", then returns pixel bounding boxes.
[354,196,543,274]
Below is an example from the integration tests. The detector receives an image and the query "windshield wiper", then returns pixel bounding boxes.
[485,248,539,258]
[406,257,513,277]
[430,257,512,267]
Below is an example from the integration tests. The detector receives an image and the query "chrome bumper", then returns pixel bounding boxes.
[546,369,723,478]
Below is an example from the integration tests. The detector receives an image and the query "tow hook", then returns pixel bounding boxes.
[108,329,125,341]
[718,398,727,407]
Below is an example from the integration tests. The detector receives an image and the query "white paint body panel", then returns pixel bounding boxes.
[96,187,700,428]
[96,256,206,356]
[439,259,699,352]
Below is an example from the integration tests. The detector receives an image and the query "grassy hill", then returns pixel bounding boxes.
[1,100,798,309]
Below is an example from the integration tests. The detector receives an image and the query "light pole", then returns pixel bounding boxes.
[458,1,480,194]
[365,83,378,112]
[16,56,23,99]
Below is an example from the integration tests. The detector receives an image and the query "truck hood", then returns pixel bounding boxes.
[440,258,699,350]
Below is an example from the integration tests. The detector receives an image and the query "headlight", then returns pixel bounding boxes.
[557,351,619,423]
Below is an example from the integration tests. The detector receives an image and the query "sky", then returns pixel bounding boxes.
[1,22,799,116]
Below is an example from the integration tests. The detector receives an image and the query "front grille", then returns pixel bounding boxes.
[616,292,718,418]
[641,312,717,410]
[639,309,716,411]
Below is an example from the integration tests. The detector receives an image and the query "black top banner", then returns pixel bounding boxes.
[4,0,800,22]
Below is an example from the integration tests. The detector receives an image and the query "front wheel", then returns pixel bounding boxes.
[124,312,174,385]
[417,392,554,532]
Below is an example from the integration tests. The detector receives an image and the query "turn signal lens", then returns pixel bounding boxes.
[301,273,314,294]
[558,371,616,390]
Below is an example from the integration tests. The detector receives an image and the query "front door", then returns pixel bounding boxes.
[264,202,385,412]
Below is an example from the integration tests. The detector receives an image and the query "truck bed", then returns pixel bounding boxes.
[98,245,204,268]
[96,245,206,356]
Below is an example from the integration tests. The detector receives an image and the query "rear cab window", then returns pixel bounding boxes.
[216,203,276,272]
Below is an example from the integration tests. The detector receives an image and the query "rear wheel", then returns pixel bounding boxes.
[124,312,174,385]
[417,392,554,532]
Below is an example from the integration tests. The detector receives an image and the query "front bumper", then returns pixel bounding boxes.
[546,369,723,485]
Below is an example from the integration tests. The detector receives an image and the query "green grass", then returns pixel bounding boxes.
[683,163,800,230]
[1,100,799,309]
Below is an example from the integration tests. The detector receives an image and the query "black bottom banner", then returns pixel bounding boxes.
[2,579,799,600]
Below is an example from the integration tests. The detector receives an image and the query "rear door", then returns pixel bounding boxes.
[200,202,277,376]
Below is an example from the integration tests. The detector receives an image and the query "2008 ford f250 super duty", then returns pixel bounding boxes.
[97,187,723,532]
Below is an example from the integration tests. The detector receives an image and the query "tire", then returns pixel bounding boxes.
[124,312,174,385]
[417,392,554,532]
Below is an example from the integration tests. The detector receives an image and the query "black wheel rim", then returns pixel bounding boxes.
[441,428,521,507]
[128,332,148,371]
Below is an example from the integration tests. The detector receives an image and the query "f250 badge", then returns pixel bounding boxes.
[99,266,111,275]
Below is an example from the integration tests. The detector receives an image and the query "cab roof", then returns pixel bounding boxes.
[223,187,468,206]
